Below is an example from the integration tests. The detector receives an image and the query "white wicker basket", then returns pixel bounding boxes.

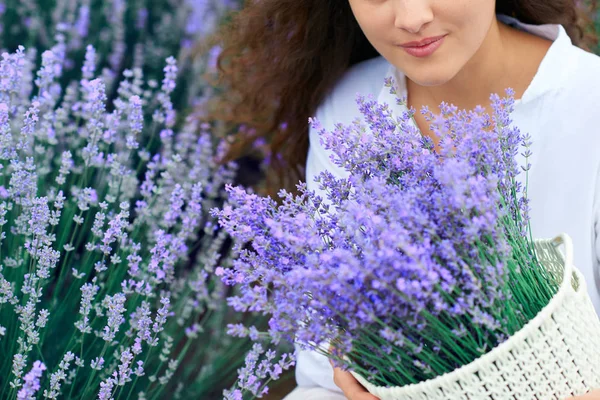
[351,234,600,400]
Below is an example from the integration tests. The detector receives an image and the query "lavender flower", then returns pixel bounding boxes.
[116,348,134,385]
[55,151,73,185]
[81,45,97,81]
[224,344,294,399]
[127,95,143,149]
[75,280,99,334]
[0,46,27,104]
[90,357,105,371]
[152,57,178,129]
[98,373,116,400]
[43,351,74,399]
[34,50,62,107]
[17,360,46,400]
[152,297,171,335]
[101,293,127,342]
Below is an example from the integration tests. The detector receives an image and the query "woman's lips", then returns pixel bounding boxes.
[399,35,447,58]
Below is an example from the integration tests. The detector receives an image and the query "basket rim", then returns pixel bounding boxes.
[351,233,582,395]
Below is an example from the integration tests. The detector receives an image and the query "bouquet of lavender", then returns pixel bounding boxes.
[214,83,600,399]
[0,27,263,398]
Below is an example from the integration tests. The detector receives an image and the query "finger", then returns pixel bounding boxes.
[333,367,380,400]
[565,390,600,399]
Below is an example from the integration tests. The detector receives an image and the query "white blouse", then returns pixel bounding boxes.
[297,16,600,392]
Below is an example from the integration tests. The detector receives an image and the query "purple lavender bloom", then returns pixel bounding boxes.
[101,293,127,342]
[17,361,46,400]
[0,46,26,103]
[34,50,62,103]
[75,5,90,39]
[98,374,115,400]
[126,94,143,150]
[223,343,294,399]
[152,57,178,129]
[81,45,96,81]
[161,57,178,95]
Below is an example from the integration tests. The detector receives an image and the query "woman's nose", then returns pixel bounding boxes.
[392,0,434,34]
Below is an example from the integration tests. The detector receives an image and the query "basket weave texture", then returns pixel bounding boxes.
[352,234,600,400]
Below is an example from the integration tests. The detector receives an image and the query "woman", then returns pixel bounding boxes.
[209,1,600,399]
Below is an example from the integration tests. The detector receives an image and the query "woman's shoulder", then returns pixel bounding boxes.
[314,56,390,127]
[525,41,600,123]
[530,44,600,155]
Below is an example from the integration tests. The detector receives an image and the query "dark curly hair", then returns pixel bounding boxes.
[201,0,598,194]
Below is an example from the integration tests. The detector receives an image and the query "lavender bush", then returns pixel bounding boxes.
[213,83,562,398]
[0,0,239,118]
[0,3,264,397]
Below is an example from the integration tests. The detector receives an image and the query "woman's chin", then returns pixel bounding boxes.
[404,69,456,88]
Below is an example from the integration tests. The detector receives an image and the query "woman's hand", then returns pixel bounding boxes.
[330,361,380,400]
[566,390,600,399]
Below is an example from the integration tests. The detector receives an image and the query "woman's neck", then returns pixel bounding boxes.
[407,17,553,113]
